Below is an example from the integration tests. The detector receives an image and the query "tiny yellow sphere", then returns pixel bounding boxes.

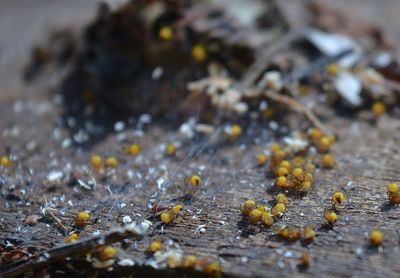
[190,175,201,186]
[322,154,335,169]
[372,101,386,116]
[369,229,384,246]
[204,262,223,276]
[388,191,400,204]
[191,44,207,63]
[262,107,275,119]
[101,246,117,260]
[256,153,268,166]
[325,211,337,224]
[105,156,118,168]
[230,124,242,139]
[64,233,79,243]
[273,150,286,162]
[305,163,316,174]
[309,128,323,142]
[304,172,314,182]
[293,156,303,167]
[248,209,262,224]
[276,176,287,188]
[288,227,301,242]
[172,204,183,214]
[257,204,267,213]
[328,135,336,143]
[299,252,311,268]
[128,144,141,156]
[271,203,286,217]
[327,63,339,76]
[270,143,282,153]
[182,255,198,268]
[387,183,398,193]
[0,156,12,167]
[280,160,291,169]
[75,211,90,226]
[160,212,173,224]
[150,241,163,253]
[159,26,173,41]
[90,155,102,169]
[262,212,274,226]
[242,199,256,215]
[276,193,289,205]
[276,226,289,239]
[301,181,312,192]
[292,168,304,180]
[167,255,181,268]
[318,136,331,152]
[165,143,176,156]
[303,225,316,241]
[277,167,288,177]
[332,192,345,205]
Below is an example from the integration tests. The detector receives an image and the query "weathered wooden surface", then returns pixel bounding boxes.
[1,1,400,277]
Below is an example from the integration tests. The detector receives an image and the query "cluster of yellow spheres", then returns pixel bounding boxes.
[242,130,340,245]
[160,205,184,224]
[322,191,346,225]
[242,199,274,226]
[83,121,394,271]
[241,195,293,227]
[271,144,316,192]
[275,225,316,243]
[90,155,119,169]
[308,128,335,154]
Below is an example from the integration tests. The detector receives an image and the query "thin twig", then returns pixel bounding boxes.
[43,198,68,236]
[263,90,331,135]
[0,222,147,278]
[239,29,304,89]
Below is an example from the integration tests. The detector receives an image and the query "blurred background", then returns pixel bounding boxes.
[0,0,399,94]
